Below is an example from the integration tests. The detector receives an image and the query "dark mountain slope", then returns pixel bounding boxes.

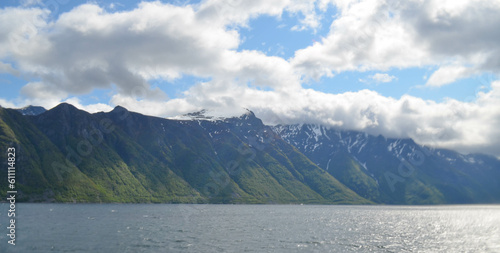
[273,124,500,204]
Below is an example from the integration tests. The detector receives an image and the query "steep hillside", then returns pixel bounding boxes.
[0,104,370,204]
[273,124,500,204]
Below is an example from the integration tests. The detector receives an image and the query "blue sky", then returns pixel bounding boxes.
[0,0,500,156]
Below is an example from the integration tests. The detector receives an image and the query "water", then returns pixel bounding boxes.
[0,204,499,252]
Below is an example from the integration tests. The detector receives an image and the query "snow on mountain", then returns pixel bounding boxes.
[272,123,500,204]
[15,105,47,116]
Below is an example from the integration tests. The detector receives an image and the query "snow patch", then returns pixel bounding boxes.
[311,124,322,142]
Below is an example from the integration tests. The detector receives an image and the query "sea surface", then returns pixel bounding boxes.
[0,204,499,252]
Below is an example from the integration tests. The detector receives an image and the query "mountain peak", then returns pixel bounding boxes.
[111,105,129,113]
[50,103,80,113]
[15,105,47,116]
[238,109,259,120]
[39,103,94,121]
[241,108,256,118]
[183,109,214,120]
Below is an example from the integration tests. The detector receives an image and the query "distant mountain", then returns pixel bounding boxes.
[273,124,500,204]
[0,104,369,204]
[15,105,46,116]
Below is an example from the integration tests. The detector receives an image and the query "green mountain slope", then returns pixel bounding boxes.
[0,106,107,202]
[0,104,370,204]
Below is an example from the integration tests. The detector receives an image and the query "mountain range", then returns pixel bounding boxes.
[1,104,499,204]
[274,124,500,204]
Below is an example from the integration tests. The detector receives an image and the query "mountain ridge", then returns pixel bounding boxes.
[1,104,498,204]
[0,104,371,204]
[273,123,500,204]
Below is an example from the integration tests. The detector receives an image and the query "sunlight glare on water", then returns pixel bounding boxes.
[0,204,499,252]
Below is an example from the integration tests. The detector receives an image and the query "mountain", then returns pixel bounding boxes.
[2,104,498,204]
[15,105,46,116]
[273,124,500,204]
[0,104,370,204]
[0,105,110,202]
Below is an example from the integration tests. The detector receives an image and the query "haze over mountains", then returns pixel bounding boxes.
[1,104,499,204]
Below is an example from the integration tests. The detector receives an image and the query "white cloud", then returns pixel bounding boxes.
[0,91,66,111]
[286,0,323,32]
[0,7,49,57]
[198,0,323,31]
[109,93,199,117]
[426,65,474,87]
[63,97,114,113]
[0,98,17,108]
[292,0,500,82]
[370,73,396,83]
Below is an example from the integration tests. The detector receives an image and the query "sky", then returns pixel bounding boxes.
[0,0,499,157]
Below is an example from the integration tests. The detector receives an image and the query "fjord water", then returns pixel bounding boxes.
[1,204,499,252]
